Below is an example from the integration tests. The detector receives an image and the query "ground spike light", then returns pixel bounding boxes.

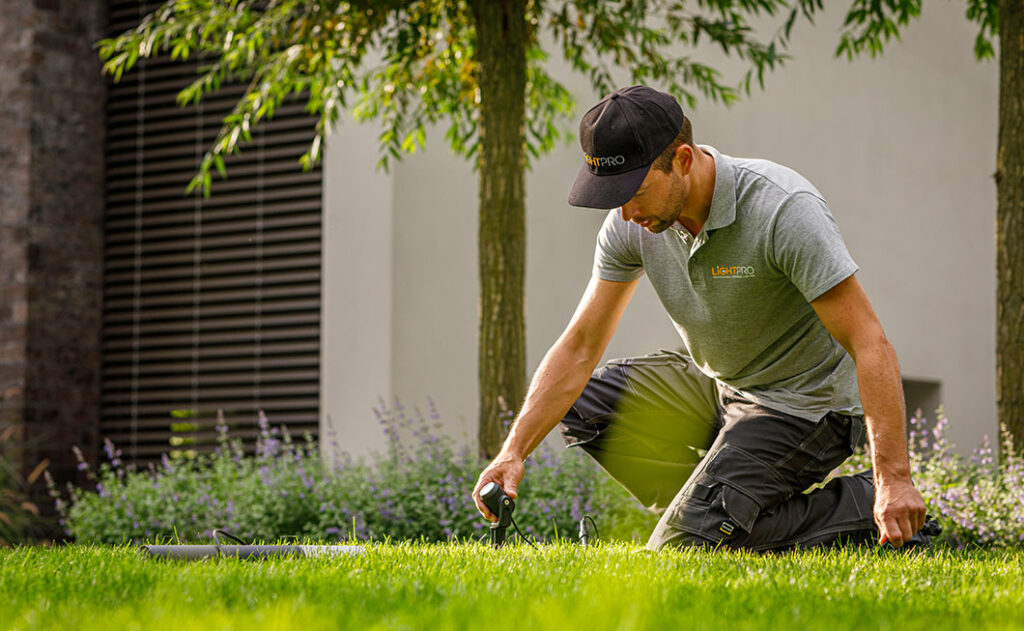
[480,482,515,548]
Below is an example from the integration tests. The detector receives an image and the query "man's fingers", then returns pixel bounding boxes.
[882,516,905,548]
[472,479,498,522]
[897,514,915,544]
[874,480,928,548]
[880,511,916,547]
[473,494,496,522]
[913,508,926,534]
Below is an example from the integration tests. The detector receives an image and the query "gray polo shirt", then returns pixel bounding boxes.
[594,145,862,421]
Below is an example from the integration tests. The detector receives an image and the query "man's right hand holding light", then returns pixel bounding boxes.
[472,451,525,522]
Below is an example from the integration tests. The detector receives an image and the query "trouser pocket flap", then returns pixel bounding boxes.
[720,485,760,534]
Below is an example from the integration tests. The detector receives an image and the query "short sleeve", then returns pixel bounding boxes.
[593,209,645,282]
[769,192,858,302]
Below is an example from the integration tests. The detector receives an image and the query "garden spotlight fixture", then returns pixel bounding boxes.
[480,481,515,547]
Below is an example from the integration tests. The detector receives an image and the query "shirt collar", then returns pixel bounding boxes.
[699,144,736,233]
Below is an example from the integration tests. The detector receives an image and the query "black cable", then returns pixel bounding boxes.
[509,516,539,549]
[212,529,248,546]
[584,515,599,540]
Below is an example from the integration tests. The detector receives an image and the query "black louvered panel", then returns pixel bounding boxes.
[102,1,322,463]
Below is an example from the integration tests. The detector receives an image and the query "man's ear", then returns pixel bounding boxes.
[673,143,695,176]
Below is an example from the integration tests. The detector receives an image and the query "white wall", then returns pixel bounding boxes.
[320,117,395,460]
[323,1,998,457]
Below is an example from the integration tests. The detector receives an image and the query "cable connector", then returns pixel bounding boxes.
[578,515,599,546]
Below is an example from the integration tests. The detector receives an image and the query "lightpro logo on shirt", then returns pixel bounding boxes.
[711,265,756,279]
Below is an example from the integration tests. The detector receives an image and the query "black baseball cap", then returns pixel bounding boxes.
[568,85,684,209]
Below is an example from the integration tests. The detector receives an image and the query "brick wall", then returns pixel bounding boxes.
[0,0,106,487]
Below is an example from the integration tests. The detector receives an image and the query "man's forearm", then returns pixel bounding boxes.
[854,337,911,482]
[810,276,924,544]
[499,338,600,461]
[489,277,637,464]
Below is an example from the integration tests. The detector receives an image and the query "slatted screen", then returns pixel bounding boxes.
[103,1,322,462]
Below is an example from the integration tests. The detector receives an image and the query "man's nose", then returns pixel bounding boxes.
[621,202,640,222]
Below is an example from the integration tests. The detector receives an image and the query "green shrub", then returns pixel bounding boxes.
[58,403,1020,548]
[56,401,648,544]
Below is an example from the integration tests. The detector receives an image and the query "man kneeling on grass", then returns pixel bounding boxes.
[472,85,932,551]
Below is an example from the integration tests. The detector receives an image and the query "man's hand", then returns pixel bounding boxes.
[472,452,525,522]
[873,477,927,547]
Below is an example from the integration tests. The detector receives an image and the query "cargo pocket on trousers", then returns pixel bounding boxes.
[673,481,761,544]
[701,445,776,540]
[718,485,761,535]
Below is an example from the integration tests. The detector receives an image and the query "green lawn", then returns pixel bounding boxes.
[1,543,1022,630]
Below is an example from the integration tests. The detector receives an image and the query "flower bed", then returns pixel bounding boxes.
[53,403,1022,547]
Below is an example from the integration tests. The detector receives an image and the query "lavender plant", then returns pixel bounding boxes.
[834,408,1024,548]
[53,402,642,544]
[56,405,1020,548]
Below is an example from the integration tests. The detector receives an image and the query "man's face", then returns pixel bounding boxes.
[619,166,689,234]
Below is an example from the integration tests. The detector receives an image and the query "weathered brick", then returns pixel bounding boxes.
[0,324,28,345]
[0,0,106,491]
[0,341,27,364]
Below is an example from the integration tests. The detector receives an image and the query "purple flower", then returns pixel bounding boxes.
[299,466,314,489]
[103,438,123,468]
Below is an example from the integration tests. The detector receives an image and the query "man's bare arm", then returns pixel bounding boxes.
[472,277,639,521]
[811,274,926,547]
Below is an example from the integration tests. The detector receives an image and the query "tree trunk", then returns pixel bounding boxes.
[471,0,529,458]
[997,0,1024,451]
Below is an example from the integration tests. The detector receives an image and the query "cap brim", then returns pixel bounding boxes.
[567,162,651,209]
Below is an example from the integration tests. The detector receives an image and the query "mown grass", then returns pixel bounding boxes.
[1,543,1021,630]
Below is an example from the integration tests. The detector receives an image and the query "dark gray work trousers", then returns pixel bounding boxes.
[558,350,878,552]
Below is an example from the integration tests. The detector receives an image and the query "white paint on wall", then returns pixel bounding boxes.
[323,1,998,457]
[321,117,395,461]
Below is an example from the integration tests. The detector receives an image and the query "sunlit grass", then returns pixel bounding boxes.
[1,542,1021,630]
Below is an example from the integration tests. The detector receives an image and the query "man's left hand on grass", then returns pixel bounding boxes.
[873,476,927,548]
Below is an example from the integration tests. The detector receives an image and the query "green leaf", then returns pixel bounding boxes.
[213,155,227,178]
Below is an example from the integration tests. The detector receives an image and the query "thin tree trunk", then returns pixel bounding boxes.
[997,0,1024,451]
[470,0,528,458]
